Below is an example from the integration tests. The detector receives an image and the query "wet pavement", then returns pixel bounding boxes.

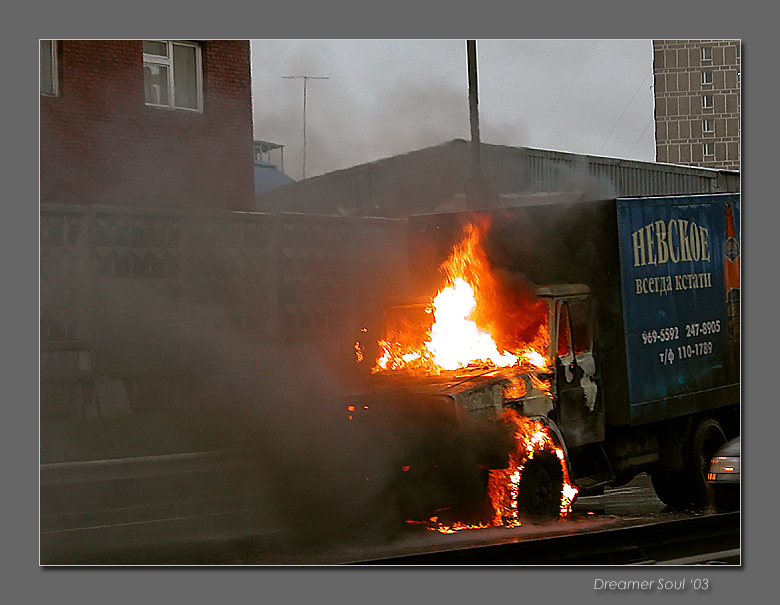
[572,472,668,518]
[203,473,704,565]
[44,470,718,565]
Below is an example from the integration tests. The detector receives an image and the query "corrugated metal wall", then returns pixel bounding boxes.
[256,140,739,217]
[484,144,734,198]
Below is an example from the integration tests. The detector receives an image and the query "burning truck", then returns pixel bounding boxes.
[344,193,740,531]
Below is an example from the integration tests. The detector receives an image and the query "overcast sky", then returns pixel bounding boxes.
[250,39,656,181]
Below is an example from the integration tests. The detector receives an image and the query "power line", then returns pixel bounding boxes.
[283,75,329,179]
[597,71,652,156]
[627,117,655,158]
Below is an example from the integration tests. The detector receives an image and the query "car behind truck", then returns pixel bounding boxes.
[346,192,740,523]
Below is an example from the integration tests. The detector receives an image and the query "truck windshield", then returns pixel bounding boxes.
[557,299,592,358]
[569,299,592,354]
[558,304,571,357]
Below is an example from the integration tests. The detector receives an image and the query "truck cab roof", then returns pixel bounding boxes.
[535,284,591,298]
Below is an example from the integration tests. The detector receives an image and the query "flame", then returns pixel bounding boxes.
[522,350,547,369]
[428,278,519,369]
[504,376,527,399]
[372,220,550,374]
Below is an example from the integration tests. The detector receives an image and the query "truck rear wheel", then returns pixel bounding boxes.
[516,451,563,523]
[689,417,727,507]
[650,470,690,508]
[651,417,727,509]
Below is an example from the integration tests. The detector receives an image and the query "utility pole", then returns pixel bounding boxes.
[283,75,329,179]
[467,40,482,190]
[465,40,494,210]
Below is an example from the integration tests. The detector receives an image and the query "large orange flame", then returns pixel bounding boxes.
[373,219,549,374]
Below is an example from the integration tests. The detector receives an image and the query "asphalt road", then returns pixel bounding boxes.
[185,472,701,565]
[42,466,721,565]
[571,472,669,518]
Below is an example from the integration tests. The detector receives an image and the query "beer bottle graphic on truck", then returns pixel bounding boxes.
[724,202,740,375]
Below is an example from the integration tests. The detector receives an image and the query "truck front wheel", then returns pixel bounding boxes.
[516,451,564,523]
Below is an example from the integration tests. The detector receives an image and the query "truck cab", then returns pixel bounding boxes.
[536,285,603,449]
[352,284,600,437]
[345,283,605,523]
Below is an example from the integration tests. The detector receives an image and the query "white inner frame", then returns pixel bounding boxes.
[703,142,715,157]
[40,40,58,97]
[702,95,714,109]
[143,40,203,112]
[701,70,713,85]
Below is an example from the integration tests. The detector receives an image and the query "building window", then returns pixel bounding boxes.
[701,46,712,62]
[703,119,714,133]
[701,70,713,85]
[703,142,715,157]
[40,40,58,96]
[143,40,202,111]
[702,95,714,109]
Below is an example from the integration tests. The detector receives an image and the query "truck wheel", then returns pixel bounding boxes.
[688,417,727,508]
[516,451,563,523]
[650,470,691,508]
[651,418,727,509]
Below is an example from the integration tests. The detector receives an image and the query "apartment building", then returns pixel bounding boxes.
[653,40,740,170]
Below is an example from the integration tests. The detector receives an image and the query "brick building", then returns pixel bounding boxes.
[652,40,740,170]
[40,40,255,211]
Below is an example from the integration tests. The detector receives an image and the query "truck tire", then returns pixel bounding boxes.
[516,451,563,523]
[651,417,727,509]
[688,417,727,507]
[650,470,691,508]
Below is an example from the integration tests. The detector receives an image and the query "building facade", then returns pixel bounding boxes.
[653,40,740,170]
[40,40,255,211]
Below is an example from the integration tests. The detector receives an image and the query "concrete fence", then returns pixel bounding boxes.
[40,205,408,420]
[39,451,283,563]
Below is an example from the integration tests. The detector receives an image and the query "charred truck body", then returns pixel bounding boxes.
[348,193,740,524]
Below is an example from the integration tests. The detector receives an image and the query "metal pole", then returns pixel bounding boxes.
[283,75,329,180]
[302,78,307,179]
[467,40,482,187]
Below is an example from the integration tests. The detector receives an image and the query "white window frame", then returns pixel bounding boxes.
[40,40,58,97]
[701,70,713,85]
[703,142,715,157]
[702,118,714,133]
[143,40,203,112]
[701,46,712,62]
[702,94,714,109]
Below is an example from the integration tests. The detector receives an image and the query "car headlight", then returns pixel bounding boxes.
[707,456,740,482]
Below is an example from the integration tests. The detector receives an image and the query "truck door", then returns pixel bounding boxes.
[554,298,604,446]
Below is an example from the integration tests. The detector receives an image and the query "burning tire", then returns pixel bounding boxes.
[651,417,727,509]
[516,450,564,523]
